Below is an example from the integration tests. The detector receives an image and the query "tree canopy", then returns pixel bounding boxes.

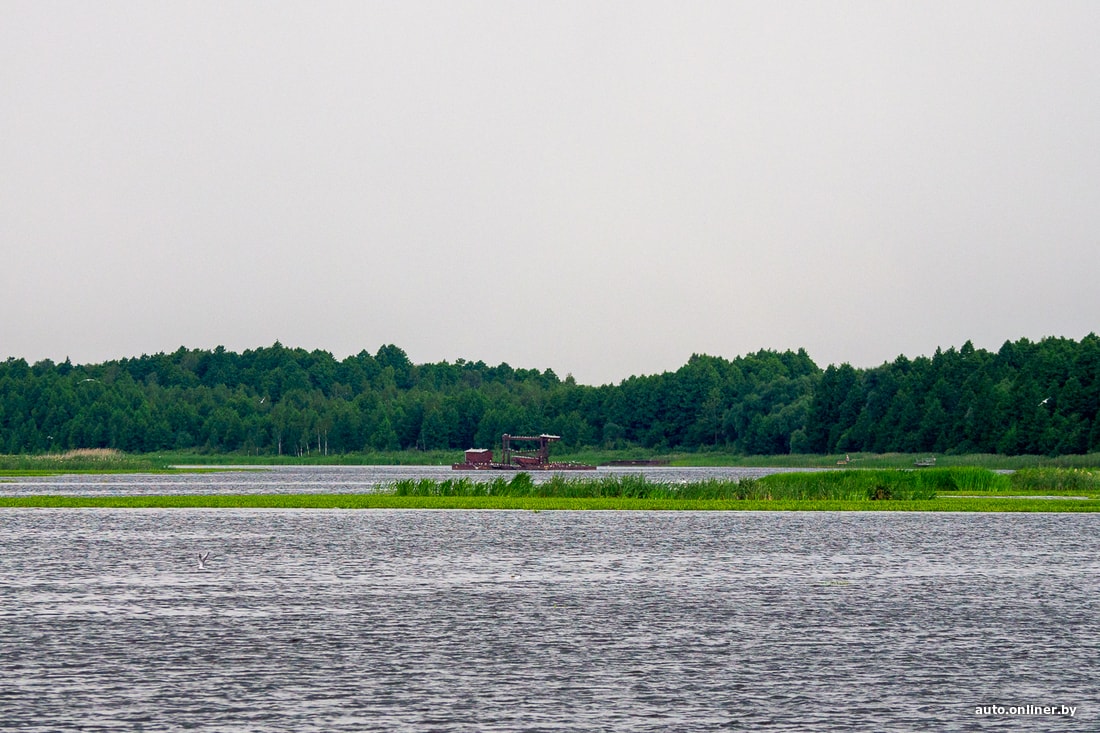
[2,336,1097,456]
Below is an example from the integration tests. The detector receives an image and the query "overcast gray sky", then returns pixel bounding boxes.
[3,2,1097,385]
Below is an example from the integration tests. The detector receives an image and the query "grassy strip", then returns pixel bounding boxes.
[388,468,1004,501]
[911,497,1097,512]
[3,466,1097,511]
[757,467,1003,499]
[393,474,752,500]
[932,468,1100,499]
[943,489,1099,498]
[0,494,1096,512]
[1010,467,1100,492]
[112,450,1100,470]
[0,449,171,473]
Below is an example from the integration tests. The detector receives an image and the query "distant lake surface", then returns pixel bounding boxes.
[1,469,1096,731]
[1,465,821,496]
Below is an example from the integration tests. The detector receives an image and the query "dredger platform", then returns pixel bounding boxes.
[452,434,596,471]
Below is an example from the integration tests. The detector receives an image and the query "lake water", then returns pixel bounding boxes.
[0,465,819,496]
[1,468,1096,731]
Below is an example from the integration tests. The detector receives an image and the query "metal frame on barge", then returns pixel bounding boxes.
[452,434,596,471]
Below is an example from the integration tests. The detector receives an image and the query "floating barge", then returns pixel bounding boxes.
[452,434,596,471]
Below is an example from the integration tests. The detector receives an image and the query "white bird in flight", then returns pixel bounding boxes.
[198,552,211,569]
[1039,397,1050,406]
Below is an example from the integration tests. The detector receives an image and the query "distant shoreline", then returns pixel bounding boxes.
[7,450,1100,475]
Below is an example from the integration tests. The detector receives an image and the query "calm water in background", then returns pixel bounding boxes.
[1,468,1096,731]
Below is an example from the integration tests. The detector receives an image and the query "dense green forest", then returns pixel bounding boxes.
[1,335,1098,456]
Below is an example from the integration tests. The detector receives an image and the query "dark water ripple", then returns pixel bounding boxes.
[1,498,1097,731]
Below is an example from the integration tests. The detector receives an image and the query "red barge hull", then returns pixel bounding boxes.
[451,462,596,471]
[452,434,596,471]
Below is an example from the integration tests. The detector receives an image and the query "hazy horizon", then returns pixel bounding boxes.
[4,3,1098,386]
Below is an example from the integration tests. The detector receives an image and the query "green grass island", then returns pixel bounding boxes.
[2,450,1099,512]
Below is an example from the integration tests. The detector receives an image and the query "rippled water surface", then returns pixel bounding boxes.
[1,470,1097,731]
[0,465,815,496]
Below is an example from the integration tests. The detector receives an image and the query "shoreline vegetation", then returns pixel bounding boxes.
[0,449,174,475]
[2,456,1098,511]
[6,448,1100,474]
[6,337,1100,459]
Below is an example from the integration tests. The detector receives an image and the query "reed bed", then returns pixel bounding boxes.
[387,468,1007,501]
[1008,467,1100,494]
[0,449,169,473]
[770,467,1007,498]
[4,465,1097,511]
[392,473,750,499]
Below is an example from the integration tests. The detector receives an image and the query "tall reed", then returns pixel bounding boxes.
[1009,467,1100,493]
[0,449,168,472]
[753,468,1005,500]
[386,469,1002,501]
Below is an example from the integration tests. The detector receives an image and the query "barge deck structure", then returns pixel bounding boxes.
[452,434,596,471]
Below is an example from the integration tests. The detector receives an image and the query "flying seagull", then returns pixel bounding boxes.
[198,552,211,569]
[1039,397,1051,406]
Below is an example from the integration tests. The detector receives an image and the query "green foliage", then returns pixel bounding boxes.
[2,334,1098,458]
[385,469,1000,501]
[1009,467,1100,494]
[390,474,751,499]
[752,469,991,500]
[0,448,168,473]
[801,334,1100,456]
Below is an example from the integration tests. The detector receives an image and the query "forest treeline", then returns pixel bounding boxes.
[1,335,1098,456]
